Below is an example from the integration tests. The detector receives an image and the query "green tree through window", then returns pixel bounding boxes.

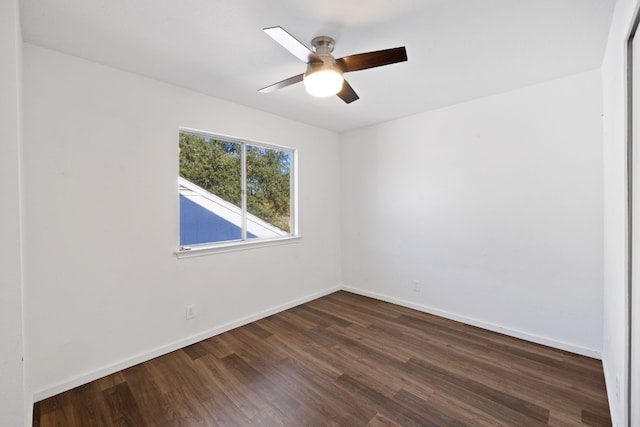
[246,145,291,231]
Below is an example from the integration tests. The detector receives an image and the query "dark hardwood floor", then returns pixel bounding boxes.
[33,291,611,426]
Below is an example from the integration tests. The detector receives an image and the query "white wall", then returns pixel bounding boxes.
[341,70,604,357]
[0,0,27,425]
[602,0,639,425]
[22,44,342,400]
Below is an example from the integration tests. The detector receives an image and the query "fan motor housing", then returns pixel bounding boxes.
[311,36,336,56]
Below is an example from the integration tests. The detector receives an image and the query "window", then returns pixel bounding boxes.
[178,130,296,251]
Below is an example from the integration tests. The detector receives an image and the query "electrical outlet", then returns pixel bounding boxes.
[412,279,420,292]
[186,304,196,320]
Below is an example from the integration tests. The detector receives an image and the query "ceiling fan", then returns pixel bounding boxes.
[259,26,408,104]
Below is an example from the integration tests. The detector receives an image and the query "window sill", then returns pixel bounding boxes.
[175,236,301,259]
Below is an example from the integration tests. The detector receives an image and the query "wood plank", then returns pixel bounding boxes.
[182,341,211,360]
[119,362,173,426]
[405,357,550,425]
[366,315,610,419]
[102,382,147,426]
[68,381,114,427]
[336,373,440,427]
[367,413,403,427]
[195,354,288,427]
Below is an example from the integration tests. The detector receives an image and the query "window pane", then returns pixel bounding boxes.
[246,145,291,239]
[178,131,295,249]
[179,133,242,245]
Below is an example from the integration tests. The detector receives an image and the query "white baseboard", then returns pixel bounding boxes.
[33,286,341,402]
[341,286,602,360]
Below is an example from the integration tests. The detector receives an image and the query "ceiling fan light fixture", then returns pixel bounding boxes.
[260,27,407,103]
[303,67,344,98]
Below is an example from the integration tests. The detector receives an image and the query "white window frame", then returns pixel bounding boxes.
[176,128,299,258]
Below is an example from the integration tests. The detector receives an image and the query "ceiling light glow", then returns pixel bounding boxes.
[304,68,344,97]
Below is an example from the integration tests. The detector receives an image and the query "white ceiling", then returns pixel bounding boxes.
[20,0,615,133]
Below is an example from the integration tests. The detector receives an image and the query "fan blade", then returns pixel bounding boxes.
[336,47,407,73]
[258,74,304,93]
[337,79,359,104]
[263,27,321,64]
